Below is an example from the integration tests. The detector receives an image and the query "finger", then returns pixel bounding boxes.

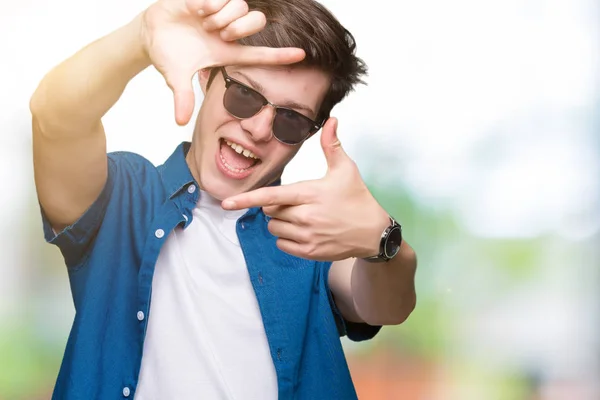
[222,44,306,67]
[218,11,305,62]
[264,204,314,225]
[263,205,296,223]
[267,219,307,243]
[219,10,266,41]
[320,117,350,171]
[185,0,227,16]
[275,239,330,261]
[202,0,248,31]
[275,238,304,258]
[222,184,308,210]
[262,205,286,218]
[164,72,195,126]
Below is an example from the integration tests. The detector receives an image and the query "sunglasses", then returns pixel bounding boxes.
[220,68,323,145]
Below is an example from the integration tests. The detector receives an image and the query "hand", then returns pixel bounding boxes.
[222,118,390,261]
[141,0,305,125]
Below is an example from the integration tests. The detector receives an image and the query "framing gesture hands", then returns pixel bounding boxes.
[222,118,390,262]
[141,0,306,125]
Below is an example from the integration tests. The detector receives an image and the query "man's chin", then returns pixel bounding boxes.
[200,176,256,202]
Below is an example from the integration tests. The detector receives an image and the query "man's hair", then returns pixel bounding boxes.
[210,0,367,122]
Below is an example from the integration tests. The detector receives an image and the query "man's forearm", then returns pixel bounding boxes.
[30,13,150,137]
[351,241,417,326]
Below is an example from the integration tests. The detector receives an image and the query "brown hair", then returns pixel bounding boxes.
[210,0,367,122]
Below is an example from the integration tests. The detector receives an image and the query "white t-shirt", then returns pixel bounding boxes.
[135,190,278,400]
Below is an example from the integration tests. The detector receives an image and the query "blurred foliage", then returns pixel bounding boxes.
[0,322,62,400]
[358,175,557,398]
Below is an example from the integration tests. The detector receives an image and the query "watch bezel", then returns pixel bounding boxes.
[383,224,402,259]
[362,217,402,263]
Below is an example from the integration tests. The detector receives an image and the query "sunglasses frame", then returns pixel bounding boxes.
[220,67,324,146]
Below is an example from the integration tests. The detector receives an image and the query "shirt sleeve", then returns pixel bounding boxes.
[39,152,144,269]
[321,261,382,342]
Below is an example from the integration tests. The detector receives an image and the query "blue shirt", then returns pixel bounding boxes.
[42,142,380,400]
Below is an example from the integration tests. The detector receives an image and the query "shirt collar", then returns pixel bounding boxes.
[159,142,197,199]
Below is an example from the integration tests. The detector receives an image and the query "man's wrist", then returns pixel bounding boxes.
[363,207,392,259]
[127,12,153,70]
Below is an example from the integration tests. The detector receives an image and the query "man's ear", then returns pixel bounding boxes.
[198,68,212,95]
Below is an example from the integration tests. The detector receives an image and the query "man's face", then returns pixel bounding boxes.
[187,65,330,201]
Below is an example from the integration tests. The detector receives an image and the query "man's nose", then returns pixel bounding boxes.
[239,106,275,143]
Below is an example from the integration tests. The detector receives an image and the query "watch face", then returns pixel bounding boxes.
[384,226,402,259]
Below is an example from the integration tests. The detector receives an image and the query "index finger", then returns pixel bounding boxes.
[214,9,305,65]
[223,42,306,66]
[222,184,307,210]
[220,12,305,65]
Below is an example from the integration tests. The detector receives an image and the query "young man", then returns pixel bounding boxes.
[30,0,417,398]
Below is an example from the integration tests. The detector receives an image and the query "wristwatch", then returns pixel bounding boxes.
[362,216,402,263]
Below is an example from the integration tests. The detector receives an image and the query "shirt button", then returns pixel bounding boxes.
[183,214,189,222]
[155,229,165,239]
[122,387,131,397]
[137,311,145,321]
[188,184,196,194]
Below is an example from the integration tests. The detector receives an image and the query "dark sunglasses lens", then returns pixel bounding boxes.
[223,82,265,118]
[273,109,315,144]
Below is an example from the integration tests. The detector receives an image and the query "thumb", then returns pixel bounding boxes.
[320,117,348,171]
[165,72,196,126]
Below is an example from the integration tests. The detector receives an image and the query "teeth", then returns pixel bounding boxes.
[225,140,259,159]
[220,154,251,173]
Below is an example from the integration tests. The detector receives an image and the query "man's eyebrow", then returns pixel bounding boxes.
[233,71,316,117]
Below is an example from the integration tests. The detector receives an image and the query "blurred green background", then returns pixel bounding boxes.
[1,0,598,399]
